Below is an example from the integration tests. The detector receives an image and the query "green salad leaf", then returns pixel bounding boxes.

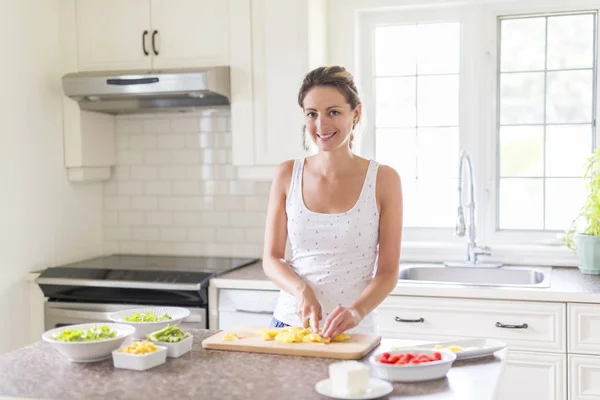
[123,312,172,322]
[147,325,190,343]
[52,325,116,342]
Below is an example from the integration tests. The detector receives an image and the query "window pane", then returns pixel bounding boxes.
[417,75,459,126]
[499,126,544,177]
[375,77,416,127]
[546,178,586,230]
[376,128,417,178]
[499,178,544,229]
[547,14,595,70]
[417,178,456,227]
[500,72,545,124]
[417,127,459,178]
[417,22,460,75]
[546,70,593,123]
[375,25,417,76]
[402,178,418,227]
[500,18,546,72]
[546,125,592,177]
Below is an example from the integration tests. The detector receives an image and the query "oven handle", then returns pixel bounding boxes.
[36,277,200,291]
[46,308,111,320]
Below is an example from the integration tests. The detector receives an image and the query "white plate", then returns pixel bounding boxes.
[393,338,506,360]
[315,378,393,400]
[108,307,191,339]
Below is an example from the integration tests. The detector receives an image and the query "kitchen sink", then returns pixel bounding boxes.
[398,264,551,288]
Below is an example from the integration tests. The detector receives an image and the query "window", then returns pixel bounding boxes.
[497,12,596,232]
[359,5,598,256]
[373,22,461,228]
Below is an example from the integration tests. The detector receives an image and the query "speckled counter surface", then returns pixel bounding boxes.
[211,261,600,302]
[0,329,504,400]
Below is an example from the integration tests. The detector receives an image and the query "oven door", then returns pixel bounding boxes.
[44,302,207,330]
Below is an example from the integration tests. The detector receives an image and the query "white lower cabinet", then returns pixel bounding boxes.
[569,354,600,400]
[495,351,566,400]
[216,289,279,330]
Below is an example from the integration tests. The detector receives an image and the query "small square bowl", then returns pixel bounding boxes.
[369,349,457,383]
[112,345,168,371]
[148,334,193,358]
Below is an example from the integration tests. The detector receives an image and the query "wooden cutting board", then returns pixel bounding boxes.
[201,327,381,360]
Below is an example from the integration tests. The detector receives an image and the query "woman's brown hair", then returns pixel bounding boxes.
[298,66,362,149]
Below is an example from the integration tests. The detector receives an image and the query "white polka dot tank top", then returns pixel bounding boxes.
[273,157,381,332]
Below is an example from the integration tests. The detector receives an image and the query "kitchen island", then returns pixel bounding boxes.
[0,329,504,400]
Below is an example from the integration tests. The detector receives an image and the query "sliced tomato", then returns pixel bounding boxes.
[389,355,400,363]
[433,352,442,361]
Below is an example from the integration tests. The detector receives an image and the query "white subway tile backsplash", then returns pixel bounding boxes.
[160,227,187,241]
[189,227,216,242]
[157,134,186,149]
[118,182,144,196]
[120,241,148,254]
[133,227,159,241]
[103,211,118,225]
[131,166,159,181]
[146,212,173,226]
[117,151,143,165]
[171,117,200,133]
[217,228,245,243]
[116,119,142,135]
[119,211,145,225]
[105,226,132,241]
[143,118,170,134]
[172,181,201,196]
[105,113,270,257]
[131,197,158,211]
[144,150,173,165]
[158,197,187,211]
[214,197,245,212]
[130,135,157,149]
[105,196,131,211]
[144,181,172,196]
[158,166,186,180]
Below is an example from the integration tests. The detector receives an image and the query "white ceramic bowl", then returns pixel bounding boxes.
[112,345,168,371]
[42,323,135,363]
[148,333,193,358]
[108,307,191,339]
[369,349,457,383]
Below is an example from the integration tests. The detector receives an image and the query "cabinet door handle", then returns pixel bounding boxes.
[395,317,424,323]
[142,30,149,56]
[495,322,528,329]
[152,30,159,56]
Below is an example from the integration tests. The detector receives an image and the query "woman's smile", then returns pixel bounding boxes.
[317,132,337,142]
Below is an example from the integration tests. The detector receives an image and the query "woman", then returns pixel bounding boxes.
[262,66,403,340]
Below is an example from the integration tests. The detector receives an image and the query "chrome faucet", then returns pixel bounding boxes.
[445,151,502,268]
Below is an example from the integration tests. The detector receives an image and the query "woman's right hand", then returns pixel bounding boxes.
[295,284,322,332]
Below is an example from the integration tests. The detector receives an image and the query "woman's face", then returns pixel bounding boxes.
[303,86,361,152]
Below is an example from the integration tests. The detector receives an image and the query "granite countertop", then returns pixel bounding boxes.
[210,261,600,303]
[0,329,504,400]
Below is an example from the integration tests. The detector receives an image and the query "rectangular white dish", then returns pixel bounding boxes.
[392,338,506,360]
[151,334,193,358]
[112,345,167,371]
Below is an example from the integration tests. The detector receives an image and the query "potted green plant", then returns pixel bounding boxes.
[565,148,600,274]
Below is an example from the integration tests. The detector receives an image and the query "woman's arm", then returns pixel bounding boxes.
[322,165,403,338]
[262,161,323,329]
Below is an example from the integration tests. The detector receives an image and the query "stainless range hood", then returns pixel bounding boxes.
[62,67,230,115]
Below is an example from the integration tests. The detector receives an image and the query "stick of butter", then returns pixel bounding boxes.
[328,360,369,396]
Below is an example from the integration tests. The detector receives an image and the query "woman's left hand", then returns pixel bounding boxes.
[321,306,363,339]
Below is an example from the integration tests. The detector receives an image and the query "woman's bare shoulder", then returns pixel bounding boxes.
[272,159,297,194]
[375,164,402,193]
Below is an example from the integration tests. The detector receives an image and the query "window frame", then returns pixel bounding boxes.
[347,0,600,266]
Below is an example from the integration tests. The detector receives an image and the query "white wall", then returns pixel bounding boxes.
[0,0,103,354]
[103,111,270,258]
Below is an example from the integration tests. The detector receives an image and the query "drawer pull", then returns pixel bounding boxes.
[395,317,424,323]
[495,322,528,329]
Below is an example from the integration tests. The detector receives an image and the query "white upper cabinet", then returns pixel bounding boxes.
[77,0,151,71]
[231,0,326,174]
[150,0,229,69]
[75,0,229,72]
